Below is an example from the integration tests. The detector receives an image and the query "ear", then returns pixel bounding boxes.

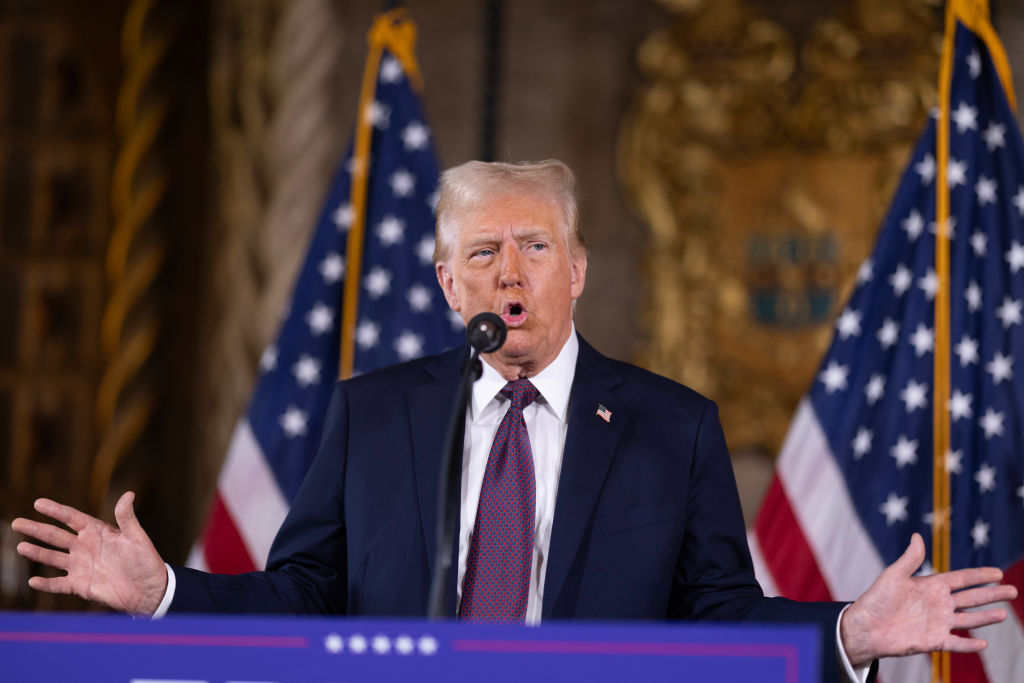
[569,253,587,300]
[436,262,461,311]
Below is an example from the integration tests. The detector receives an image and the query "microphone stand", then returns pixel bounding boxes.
[427,349,482,618]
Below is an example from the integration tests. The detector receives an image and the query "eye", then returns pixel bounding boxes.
[528,242,547,252]
[471,248,495,258]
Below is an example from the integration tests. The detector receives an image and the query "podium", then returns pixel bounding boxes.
[0,611,819,682]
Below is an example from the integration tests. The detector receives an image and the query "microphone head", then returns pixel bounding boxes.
[466,312,507,353]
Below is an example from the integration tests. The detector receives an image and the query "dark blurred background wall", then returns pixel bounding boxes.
[0,0,1013,610]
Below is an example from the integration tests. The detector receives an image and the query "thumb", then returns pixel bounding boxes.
[114,491,143,537]
[890,532,926,577]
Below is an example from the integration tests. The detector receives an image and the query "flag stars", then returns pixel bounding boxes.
[980,407,1005,439]
[819,361,849,394]
[857,258,873,284]
[947,158,968,188]
[1015,186,1024,216]
[260,345,277,372]
[379,55,403,83]
[407,283,433,312]
[427,190,440,212]
[983,121,1006,151]
[918,269,938,301]
[971,519,990,549]
[890,435,919,468]
[394,330,424,361]
[877,319,900,349]
[280,406,308,438]
[975,463,997,493]
[365,100,391,129]
[371,635,391,654]
[851,427,873,459]
[914,153,936,185]
[975,175,998,205]
[890,265,913,296]
[909,323,934,357]
[401,121,430,151]
[836,308,862,339]
[967,48,982,78]
[293,355,322,387]
[901,210,925,240]
[987,351,1013,384]
[390,169,416,198]
[306,303,334,336]
[946,449,964,475]
[394,635,415,655]
[954,334,979,367]
[970,231,987,257]
[448,309,464,331]
[363,267,393,299]
[996,296,1023,328]
[356,319,381,349]
[319,252,344,284]
[865,373,886,405]
[416,235,435,266]
[900,379,928,413]
[964,281,982,313]
[880,492,909,525]
[332,203,354,231]
[1018,484,1024,504]
[951,101,978,134]
[929,216,956,240]
[376,215,406,246]
[948,389,973,422]
[1005,242,1024,273]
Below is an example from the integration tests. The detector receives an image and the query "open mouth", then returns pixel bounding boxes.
[502,301,527,325]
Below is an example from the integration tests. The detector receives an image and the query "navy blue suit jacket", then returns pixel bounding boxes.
[172,335,861,680]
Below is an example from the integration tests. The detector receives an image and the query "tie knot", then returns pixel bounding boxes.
[501,378,539,411]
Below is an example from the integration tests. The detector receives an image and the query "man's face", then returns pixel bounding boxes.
[436,191,587,377]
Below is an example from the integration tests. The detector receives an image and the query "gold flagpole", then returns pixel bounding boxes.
[338,9,425,379]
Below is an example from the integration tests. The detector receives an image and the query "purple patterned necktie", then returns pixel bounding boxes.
[459,378,539,622]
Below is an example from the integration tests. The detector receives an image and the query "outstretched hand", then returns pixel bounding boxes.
[840,532,1018,669]
[11,491,167,616]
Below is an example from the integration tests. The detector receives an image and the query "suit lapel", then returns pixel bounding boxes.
[543,336,627,618]
[407,346,465,612]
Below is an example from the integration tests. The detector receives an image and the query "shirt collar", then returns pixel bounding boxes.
[471,323,579,423]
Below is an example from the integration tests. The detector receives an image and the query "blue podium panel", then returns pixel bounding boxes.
[0,612,819,683]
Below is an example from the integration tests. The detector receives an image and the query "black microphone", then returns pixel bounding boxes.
[466,311,506,353]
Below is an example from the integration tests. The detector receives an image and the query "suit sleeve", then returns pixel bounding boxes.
[169,382,350,615]
[670,399,868,683]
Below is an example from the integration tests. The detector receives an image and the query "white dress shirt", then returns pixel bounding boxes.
[456,325,578,625]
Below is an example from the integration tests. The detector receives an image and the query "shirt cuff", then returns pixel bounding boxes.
[151,563,176,619]
[836,604,871,683]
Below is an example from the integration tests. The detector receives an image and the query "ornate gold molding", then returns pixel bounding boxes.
[618,0,940,453]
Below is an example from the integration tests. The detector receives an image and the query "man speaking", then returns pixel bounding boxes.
[12,160,1017,682]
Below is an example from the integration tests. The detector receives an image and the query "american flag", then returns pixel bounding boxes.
[187,47,463,574]
[749,14,1024,683]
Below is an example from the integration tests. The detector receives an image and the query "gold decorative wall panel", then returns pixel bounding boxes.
[619,0,941,454]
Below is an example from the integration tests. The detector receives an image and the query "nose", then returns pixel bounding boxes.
[498,247,523,288]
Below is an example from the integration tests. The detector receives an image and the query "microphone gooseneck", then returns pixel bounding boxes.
[466,311,507,353]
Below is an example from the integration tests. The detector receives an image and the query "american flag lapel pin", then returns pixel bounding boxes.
[596,404,612,422]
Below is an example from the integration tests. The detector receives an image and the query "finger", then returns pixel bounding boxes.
[890,532,926,577]
[951,608,1008,631]
[943,566,1005,591]
[114,491,142,537]
[33,498,94,533]
[939,633,988,653]
[16,542,70,571]
[11,518,77,549]
[27,575,74,596]
[953,584,1019,610]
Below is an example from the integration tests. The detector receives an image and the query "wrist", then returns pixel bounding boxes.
[840,602,875,669]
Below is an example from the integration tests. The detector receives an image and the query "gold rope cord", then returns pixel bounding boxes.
[91,0,178,511]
